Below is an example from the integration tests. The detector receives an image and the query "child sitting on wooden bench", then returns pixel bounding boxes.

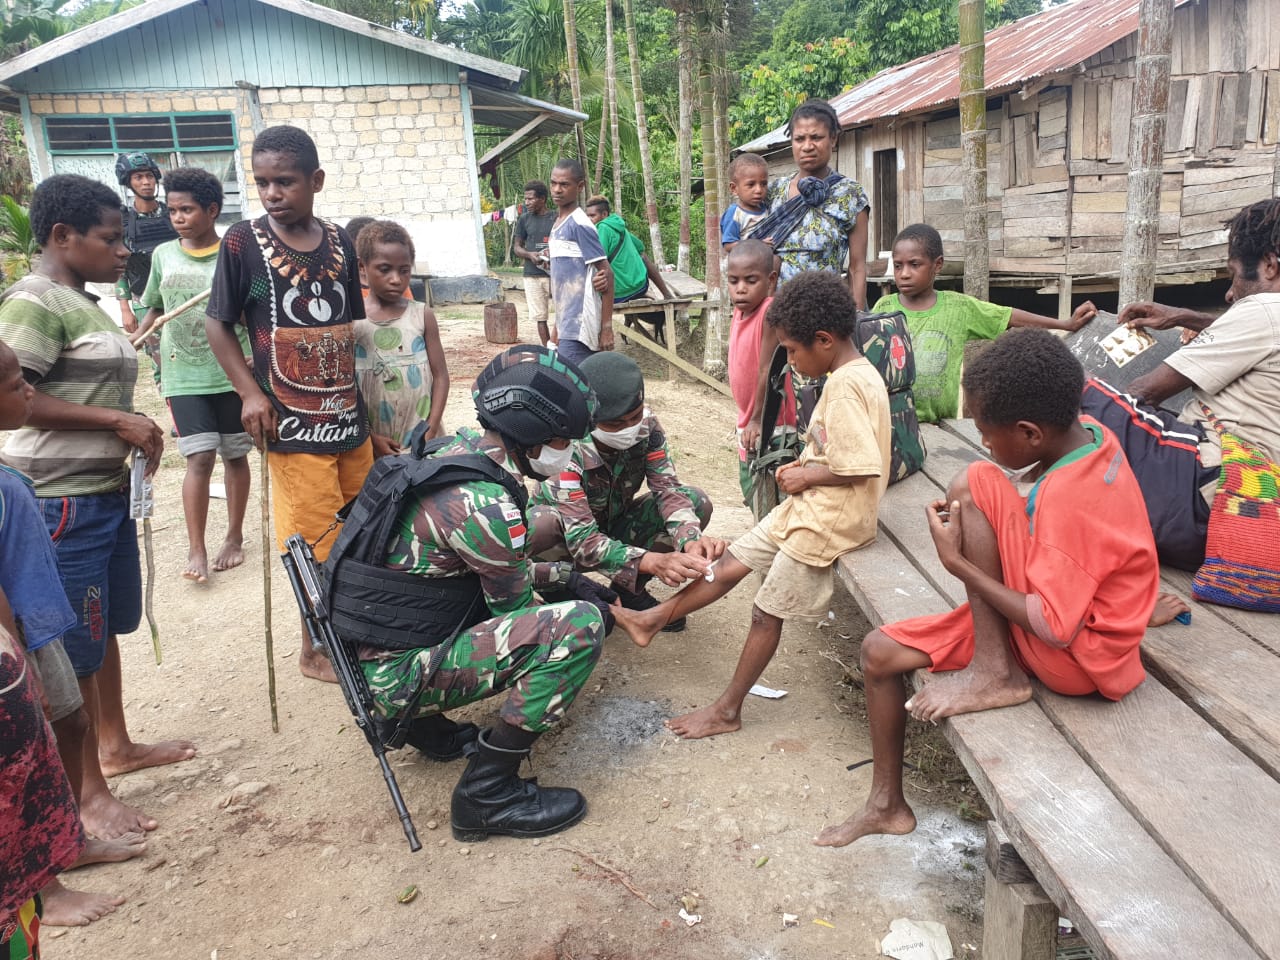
[815,329,1163,848]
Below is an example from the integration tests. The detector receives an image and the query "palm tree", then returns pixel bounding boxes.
[622,0,667,266]
[605,0,623,210]
[561,0,589,172]
[675,0,693,273]
[0,0,71,57]
[0,196,37,285]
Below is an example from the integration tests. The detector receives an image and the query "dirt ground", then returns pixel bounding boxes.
[46,298,988,960]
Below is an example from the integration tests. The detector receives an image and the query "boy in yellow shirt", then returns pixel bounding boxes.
[614,272,891,738]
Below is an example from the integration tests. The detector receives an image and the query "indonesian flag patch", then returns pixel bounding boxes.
[501,501,527,549]
[558,470,586,501]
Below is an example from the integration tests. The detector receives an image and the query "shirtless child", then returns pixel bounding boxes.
[815,329,1160,848]
[613,272,892,738]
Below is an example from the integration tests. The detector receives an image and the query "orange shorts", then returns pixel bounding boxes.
[882,461,1098,697]
[267,440,374,560]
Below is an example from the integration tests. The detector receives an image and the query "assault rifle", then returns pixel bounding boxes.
[281,534,422,852]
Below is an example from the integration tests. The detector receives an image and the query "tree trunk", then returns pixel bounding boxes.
[698,40,725,377]
[605,0,623,211]
[562,0,589,184]
[959,0,988,301]
[594,95,609,195]
[713,13,730,332]
[1119,0,1175,307]
[676,1,693,273]
[623,0,667,266]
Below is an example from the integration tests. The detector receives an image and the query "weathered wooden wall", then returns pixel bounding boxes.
[846,0,1280,283]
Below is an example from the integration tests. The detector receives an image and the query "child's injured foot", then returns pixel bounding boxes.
[813,801,917,847]
[905,667,1032,723]
[1147,592,1190,627]
[609,601,668,648]
[666,702,741,739]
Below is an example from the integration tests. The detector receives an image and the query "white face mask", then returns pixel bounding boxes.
[592,412,651,451]
[526,442,575,476]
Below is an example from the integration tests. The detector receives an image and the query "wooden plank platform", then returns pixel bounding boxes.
[833,420,1280,960]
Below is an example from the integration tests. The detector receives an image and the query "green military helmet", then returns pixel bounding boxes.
[473,344,597,448]
[114,152,162,187]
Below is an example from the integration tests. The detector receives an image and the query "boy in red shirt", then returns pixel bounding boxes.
[726,239,795,501]
[816,329,1159,848]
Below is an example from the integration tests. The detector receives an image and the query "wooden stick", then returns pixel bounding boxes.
[143,517,161,664]
[130,288,212,349]
[260,449,279,733]
[557,847,660,910]
[615,323,733,398]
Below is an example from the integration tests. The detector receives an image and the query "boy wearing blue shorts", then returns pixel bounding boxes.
[0,174,196,844]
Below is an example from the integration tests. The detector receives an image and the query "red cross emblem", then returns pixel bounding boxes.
[889,334,907,371]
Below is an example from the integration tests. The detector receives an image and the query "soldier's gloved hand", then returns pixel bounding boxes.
[565,572,618,632]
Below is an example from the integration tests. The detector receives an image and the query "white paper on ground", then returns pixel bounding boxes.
[879,918,955,960]
[748,684,787,699]
[209,482,227,499]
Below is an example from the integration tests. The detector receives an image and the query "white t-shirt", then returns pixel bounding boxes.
[1165,292,1280,465]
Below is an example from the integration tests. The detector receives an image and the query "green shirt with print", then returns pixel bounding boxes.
[141,239,249,398]
[872,289,1011,422]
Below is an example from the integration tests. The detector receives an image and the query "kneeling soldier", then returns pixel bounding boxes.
[528,352,726,631]
[341,346,613,841]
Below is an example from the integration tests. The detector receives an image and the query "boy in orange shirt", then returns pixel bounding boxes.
[815,329,1159,848]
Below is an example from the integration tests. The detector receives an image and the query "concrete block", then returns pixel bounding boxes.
[338,132,358,148]
[99,97,124,113]
[259,88,281,104]
[77,97,102,113]
[395,143,415,158]
[335,102,356,118]
[312,102,335,118]
[331,117,353,133]
[302,88,322,103]
[373,116,395,131]
[430,84,455,99]
[395,115,413,130]
[323,88,345,103]
[381,129,403,144]
[53,99,78,114]
[281,88,302,103]
[356,103,376,117]
[420,97,439,114]
[389,85,409,99]
[384,156,404,172]
[376,101,397,116]
[409,85,430,98]
[428,275,501,305]
[365,85,388,103]
[216,95,237,110]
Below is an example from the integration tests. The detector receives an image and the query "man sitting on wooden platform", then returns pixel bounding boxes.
[815,330,1161,848]
[1079,199,1280,573]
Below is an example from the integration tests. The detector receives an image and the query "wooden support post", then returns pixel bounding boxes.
[1057,273,1073,325]
[983,822,1057,960]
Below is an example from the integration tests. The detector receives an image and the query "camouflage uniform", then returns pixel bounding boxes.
[528,412,712,592]
[362,427,605,732]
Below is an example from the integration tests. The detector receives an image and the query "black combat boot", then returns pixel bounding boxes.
[403,713,479,762]
[450,729,587,841]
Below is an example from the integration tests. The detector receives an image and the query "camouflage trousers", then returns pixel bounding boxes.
[529,485,712,564]
[362,600,605,733]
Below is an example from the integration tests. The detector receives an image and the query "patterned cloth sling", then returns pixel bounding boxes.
[1191,402,1280,612]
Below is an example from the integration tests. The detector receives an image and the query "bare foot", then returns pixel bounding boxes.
[72,833,147,868]
[1148,592,1190,627]
[40,877,125,926]
[609,602,667,648]
[182,548,209,583]
[300,647,338,683]
[79,791,158,839]
[666,702,741,739]
[814,801,917,848]
[100,738,197,777]
[905,667,1032,723]
[212,537,245,572]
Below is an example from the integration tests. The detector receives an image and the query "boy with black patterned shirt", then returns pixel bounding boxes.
[206,125,372,682]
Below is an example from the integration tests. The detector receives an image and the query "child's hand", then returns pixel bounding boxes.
[370,434,402,459]
[926,499,964,570]
[1067,300,1097,331]
[776,463,809,495]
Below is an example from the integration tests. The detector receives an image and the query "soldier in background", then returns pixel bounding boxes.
[115,152,178,387]
[357,346,615,842]
[528,352,725,632]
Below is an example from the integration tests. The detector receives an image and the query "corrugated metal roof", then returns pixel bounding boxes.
[737,0,1193,154]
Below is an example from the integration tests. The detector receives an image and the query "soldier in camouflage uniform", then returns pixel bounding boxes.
[358,346,618,841]
[528,352,726,631]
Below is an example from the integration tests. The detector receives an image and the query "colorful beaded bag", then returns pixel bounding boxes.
[1191,402,1280,612]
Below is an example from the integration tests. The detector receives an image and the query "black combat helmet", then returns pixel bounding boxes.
[114,152,162,187]
[473,345,596,450]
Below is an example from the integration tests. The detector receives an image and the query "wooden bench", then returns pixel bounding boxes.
[834,421,1280,960]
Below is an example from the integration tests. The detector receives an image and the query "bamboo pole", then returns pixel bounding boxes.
[260,450,279,733]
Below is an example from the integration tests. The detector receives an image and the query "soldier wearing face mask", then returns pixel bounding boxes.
[528,352,726,631]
